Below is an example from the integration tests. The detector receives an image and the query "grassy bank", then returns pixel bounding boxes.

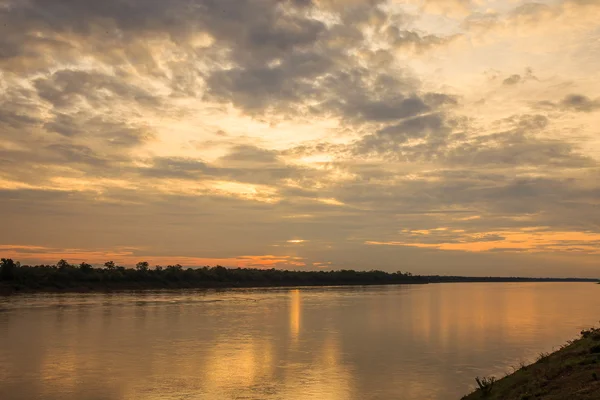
[462,328,600,399]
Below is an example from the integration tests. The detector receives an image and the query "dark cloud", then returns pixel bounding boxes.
[447,135,591,168]
[44,143,109,167]
[137,153,313,187]
[205,52,331,113]
[0,0,371,67]
[445,114,593,168]
[386,27,459,52]
[348,96,430,122]
[560,94,600,112]
[423,93,459,107]
[205,44,445,123]
[509,114,549,130]
[196,1,453,121]
[0,137,130,187]
[0,107,41,131]
[327,165,600,235]
[43,113,84,138]
[0,69,161,176]
[535,94,600,113]
[502,74,521,85]
[1,0,455,127]
[219,145,281,164]
[397,231,506,245]
[502,68,537,86]
[139,157,212,180]
[355,113,449,158]
[205,31,430,120]
[43,113,155,149]
[0,0,328,77]
[33,69,161,110]
[0,85,44,133]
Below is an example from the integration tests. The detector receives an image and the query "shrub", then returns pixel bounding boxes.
[475,376,496,397]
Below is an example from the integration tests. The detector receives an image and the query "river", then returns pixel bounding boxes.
[1,283,599,399]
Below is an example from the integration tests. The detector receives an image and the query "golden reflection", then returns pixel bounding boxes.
[408,283,569,355]
[290,289,301,341]
[203,339,274,395]
[281,333,353,400]
[8,284,600,400]
[39,348,79,396]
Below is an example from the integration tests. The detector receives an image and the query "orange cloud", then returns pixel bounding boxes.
[366,229,600,254]
[0,245,308,269]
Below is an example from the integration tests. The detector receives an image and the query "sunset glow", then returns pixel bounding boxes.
[1,0,600,276]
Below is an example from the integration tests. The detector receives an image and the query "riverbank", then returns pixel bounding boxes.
[0,279,428,295]
[462,328,600,399]
[1,277,597,296]
[0,263,427,295]
[1,259,597,295]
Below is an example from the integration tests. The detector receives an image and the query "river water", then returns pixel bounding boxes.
[0,283,598,400]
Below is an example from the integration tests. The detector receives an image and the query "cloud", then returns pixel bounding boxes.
[0,85,45,133]
[139,157,212,180]
[560,94,600,112]
[0,0,332,77]
[367,228,600,254]
[354,113,450,158]
[136,151,316,188]
[33,69,161,110]
[503,74,521,86]
[534,94,600,113]
[1,0,456,132]
[219,145,281,165]
[0,243,309,268]
[44,143,110,167]
[462,0,600,41]
[439,114,593,169]
[385,27,460,52]
[0,0,599,275]
[416,0,473,16]
[446,136,592,169]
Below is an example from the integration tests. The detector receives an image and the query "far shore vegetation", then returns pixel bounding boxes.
[1,258,597,295]
[462,327,600,399]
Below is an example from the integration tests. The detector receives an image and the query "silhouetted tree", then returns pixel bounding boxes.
[79,262,93,271]
[57,259,70,270]
[214,265,228,280]
[136,261,149,271]
[0,258,16,280]
[104,261,116,270]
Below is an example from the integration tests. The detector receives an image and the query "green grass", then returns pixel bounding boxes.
[462,328,600,399]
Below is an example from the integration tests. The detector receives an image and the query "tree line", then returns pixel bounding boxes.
[0,258,426,292]
[1,258,596,293]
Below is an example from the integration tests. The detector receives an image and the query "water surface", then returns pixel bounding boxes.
[1,283,599,400]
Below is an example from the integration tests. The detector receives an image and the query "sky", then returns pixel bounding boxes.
[0,0,599,276]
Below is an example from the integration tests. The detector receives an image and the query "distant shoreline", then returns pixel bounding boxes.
[0,280,430,296]
[0,280,597,296]
[0,258,597,295]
